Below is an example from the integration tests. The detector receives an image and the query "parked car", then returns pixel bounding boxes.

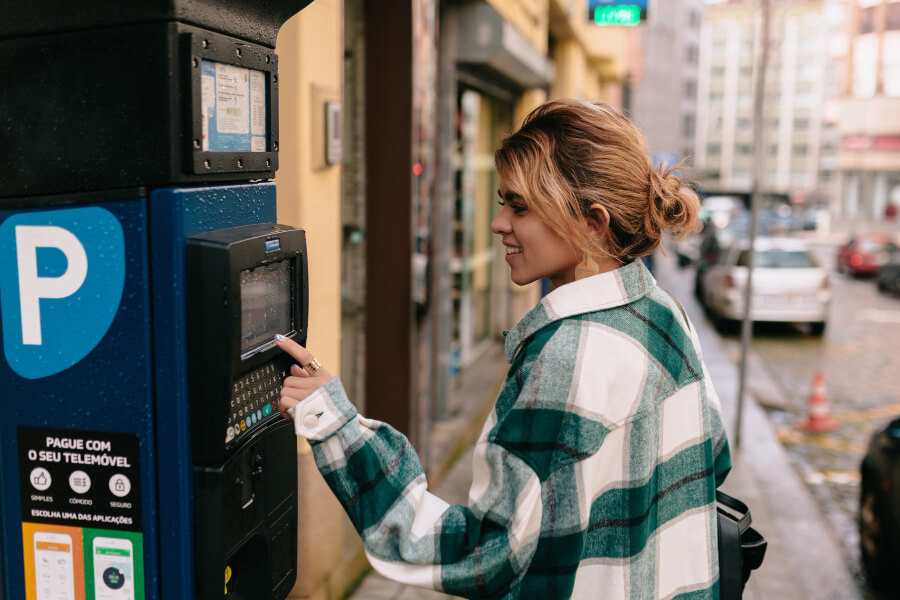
[876,248,900,295]
[859,417,900,591]
[698,237,830,334]
[836,233,895,277]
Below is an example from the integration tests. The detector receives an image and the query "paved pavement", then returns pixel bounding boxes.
[347,251,859,600]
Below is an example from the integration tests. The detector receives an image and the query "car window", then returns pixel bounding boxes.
[735,250,817,268]
[859,240,886,251]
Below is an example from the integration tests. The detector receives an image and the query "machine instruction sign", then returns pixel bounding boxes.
[18,426,144,600]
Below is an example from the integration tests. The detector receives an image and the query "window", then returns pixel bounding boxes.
[889,4,900,31]
[736,144,752,155]
[794,119,809,130]
[689,9,700,28]
[740,66,753,79]
[685,80,697,99]
[769,144,779,156]
[686,45,699,64]
[737,118,751,129]
[707,143,722,155]
[683,114,696,137]
[860,6,876,34]
[793,144,808,156]
[712,67,726,78]
[737,250,817,268]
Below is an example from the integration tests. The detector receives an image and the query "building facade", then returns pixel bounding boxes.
[274,1,630,598]
[629,0,706,171]
[834,0,900,228]
[695,0,834,199]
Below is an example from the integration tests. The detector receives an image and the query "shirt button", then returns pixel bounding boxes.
[303,414,319,429]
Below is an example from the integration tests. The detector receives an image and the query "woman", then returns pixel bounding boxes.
[276,99,731,599]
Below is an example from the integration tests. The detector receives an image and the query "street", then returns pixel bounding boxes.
[664,240,900,599]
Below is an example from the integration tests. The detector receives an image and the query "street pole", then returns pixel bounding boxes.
[735,0,771,449]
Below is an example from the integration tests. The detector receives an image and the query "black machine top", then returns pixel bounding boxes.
[0,0,315,48]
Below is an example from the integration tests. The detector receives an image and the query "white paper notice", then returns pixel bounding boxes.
[201,74,215,151]
[250,71,266,136]
[215,63,250,135]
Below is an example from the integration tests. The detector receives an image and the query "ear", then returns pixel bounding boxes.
[586,203,610,240]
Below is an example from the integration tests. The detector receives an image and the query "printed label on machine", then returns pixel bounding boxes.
[200,60,267,152]
[18,427,145,599]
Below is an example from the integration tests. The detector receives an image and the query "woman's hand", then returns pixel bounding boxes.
[274,334,333,420]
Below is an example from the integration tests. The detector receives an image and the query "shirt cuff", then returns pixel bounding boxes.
[287,376,358,442]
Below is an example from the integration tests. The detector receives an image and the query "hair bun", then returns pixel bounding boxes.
[646,164,700,244]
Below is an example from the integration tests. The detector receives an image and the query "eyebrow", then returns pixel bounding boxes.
[497,189,524,202]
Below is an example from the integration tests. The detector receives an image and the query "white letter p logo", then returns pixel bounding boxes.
[15,225,88,345]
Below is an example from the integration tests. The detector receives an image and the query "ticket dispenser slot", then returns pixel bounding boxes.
[187,223,307,600]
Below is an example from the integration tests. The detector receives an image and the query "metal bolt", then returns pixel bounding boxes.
[236,48,242,57]
[203,160,211,169]
[236,159,243,168]
[192,58,199,68]
[193,139,200,149]
[202,39,209,48]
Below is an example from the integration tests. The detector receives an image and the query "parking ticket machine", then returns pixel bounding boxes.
[0,2,314,599]
[187,224,308,599]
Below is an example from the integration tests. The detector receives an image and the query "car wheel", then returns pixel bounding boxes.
[809,321,826,336]
[860,483,892,590]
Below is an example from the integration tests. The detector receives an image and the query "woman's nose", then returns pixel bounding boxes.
[491,210,510,234]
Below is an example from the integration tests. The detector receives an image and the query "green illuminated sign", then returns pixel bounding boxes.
[593,5,641,26]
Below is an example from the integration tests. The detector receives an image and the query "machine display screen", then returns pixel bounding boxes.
[240,260,292,355]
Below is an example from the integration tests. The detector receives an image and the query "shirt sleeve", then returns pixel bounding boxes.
[288,376,544,598]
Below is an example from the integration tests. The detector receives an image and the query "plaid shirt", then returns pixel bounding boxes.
[290,259,731,599]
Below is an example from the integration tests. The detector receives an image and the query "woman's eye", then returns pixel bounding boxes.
[498,200,526,214]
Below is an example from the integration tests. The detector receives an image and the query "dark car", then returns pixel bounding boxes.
[859,417,900,590]
[837,234,894,277]
[876,249,900,295]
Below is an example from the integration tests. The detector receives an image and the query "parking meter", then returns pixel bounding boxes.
[0,2,314,599]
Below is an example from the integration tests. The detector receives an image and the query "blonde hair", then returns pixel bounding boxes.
[494,99,700,264]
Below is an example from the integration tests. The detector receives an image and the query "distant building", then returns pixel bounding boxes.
[695,0,834,198]
[834,0,900,228]
[628,0,706,172]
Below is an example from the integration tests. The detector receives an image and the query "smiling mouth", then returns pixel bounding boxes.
[505,246,522,255]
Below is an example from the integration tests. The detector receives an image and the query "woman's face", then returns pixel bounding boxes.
[490,176,583,289]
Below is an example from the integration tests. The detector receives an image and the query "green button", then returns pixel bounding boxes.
[263,404,272,416]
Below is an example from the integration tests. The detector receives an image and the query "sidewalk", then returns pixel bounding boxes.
[348,253,860,600]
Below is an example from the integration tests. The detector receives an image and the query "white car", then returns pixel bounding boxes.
[699,237,830,335]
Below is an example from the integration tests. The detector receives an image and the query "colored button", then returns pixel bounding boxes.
[262,404,272,416]
[256,409,262,420]
[240,420,247,431]
[226,427,235,443]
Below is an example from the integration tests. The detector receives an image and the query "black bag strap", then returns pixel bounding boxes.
[717,490,752,534]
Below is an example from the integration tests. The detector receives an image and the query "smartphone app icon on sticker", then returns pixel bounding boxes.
[93,537,134,600]
[34,531,76,600]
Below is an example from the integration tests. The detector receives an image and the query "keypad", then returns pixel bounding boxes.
[225,362,286,445]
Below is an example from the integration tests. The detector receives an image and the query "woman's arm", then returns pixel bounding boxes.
[276,338,543,598]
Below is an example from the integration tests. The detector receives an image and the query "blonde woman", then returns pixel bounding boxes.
[276,99,731,599]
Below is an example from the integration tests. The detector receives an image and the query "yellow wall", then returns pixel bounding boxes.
[489,0,550,54]
[276,3,367,600]
[276,0,342,376]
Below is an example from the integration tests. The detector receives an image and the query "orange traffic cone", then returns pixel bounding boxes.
[797,371,838,433]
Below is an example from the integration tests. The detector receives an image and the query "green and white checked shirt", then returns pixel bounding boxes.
[289,259,731,599]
